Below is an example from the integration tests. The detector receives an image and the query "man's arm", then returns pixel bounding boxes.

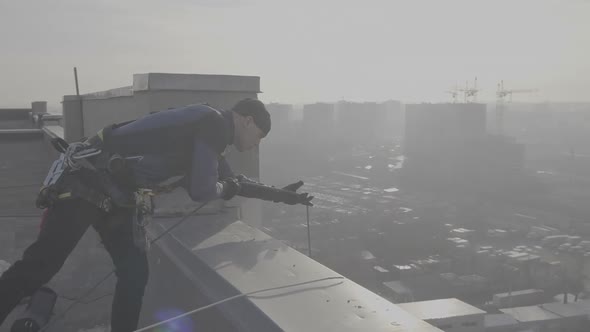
[218,155,235,180]
[185,140,224,202]
[184,111,240,202]
[185,140,239,202]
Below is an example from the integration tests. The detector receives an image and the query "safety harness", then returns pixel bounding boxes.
[37,125,167,251]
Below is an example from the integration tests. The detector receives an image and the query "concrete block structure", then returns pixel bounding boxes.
[31,101,47,115]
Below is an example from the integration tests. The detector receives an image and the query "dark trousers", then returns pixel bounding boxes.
[0,198,149,332]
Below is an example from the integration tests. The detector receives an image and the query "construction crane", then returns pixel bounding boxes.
[495,80,538,134]
[446,84,460,103]
[458,77,480,103]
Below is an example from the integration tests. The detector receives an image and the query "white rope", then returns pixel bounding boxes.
[133,276,345,332]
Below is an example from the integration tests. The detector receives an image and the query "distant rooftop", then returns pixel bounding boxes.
[500,305,560,323]
[494,289,544,298]
[540,302,589,318]
[398,298,486,320]
[383,280,412,294]
[484,313,519,329]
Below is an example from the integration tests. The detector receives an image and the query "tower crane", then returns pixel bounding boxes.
[495,80,538,134]
[458,77,480,103]
[446,84,460,103]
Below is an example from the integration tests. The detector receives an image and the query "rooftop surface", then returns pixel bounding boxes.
[484,313,519,328]
[540,302,590,318]
[382,280,412,294]
[500,305,561,322]
[494,289,544,298]
[398,298,486,320]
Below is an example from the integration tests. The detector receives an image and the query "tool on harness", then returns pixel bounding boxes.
[235,175,314,206]
[37,131,139,212]
[50,136,69,154]
[132,189,154,252]
[37,142,112,212]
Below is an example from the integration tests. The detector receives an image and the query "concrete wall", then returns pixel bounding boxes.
[62,96,83,142]
[0,108,34,129]
[83,95,136,136]
[0,130,50,216]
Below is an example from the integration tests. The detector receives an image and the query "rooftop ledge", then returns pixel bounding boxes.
[0,129,43,139]
[42,126,64,139]
[149,212,441,332]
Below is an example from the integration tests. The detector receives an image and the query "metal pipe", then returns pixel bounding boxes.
[307,205,311,258]
[74,67,84,138]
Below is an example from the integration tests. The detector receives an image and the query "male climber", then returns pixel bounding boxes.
[0,98,313,332]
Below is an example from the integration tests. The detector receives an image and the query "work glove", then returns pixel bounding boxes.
[282,180,304,192]
[221,178,241,200]
[275,191,314,206]
[235,176,314,206]
[279,180,313,206]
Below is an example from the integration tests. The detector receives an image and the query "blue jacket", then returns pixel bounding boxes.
[104,104,235,201]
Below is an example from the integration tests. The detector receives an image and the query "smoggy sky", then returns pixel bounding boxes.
[1,0,589,109]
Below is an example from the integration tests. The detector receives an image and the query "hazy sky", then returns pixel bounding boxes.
[1,0,589,109]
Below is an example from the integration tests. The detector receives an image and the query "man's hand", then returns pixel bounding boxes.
[235,177,314,206]
[274,191,314,206]
[221,178,241,200]
[287,192,314,206]
[280,180,313,206]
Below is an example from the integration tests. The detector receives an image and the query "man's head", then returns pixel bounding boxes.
[231,99,271,152]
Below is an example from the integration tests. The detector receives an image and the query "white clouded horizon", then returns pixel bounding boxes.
[0,0,588,109]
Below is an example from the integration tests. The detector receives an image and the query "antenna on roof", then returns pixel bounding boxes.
[74,67,85,137]
[307,205,312,258]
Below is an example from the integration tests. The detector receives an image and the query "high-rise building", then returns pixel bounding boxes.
[402,103,525,193]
